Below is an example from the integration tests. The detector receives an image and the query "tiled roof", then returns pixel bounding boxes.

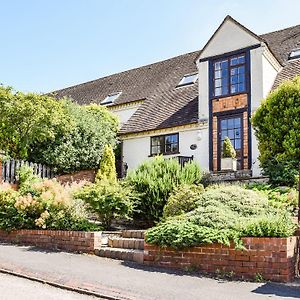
[52,23,300,135]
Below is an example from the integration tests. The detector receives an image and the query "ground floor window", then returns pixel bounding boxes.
[150,133,179,156]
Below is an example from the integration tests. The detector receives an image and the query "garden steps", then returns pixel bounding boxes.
[95,230,145,263]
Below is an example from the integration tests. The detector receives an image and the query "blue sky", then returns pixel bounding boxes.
[1,0,300,93]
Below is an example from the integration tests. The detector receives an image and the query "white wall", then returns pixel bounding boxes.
[199,19,260,59]
[198,61,209,121]
[108,103,142,126]
[122,125,209,172]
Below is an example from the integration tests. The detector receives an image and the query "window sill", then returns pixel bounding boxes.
[148,152,180,157]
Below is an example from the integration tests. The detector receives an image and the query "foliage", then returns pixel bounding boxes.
[245,183,298,212]
[222,137,236,158]
[252,76,300,186]
[145,185,296,249]
[95,144,117,183]
[0,86,72,159]
[125,156,202,223]
[74,180,136,229]
[163,184,204,218]
[17,165,42,196]
[0,175,97,231]
[30,100,119,173]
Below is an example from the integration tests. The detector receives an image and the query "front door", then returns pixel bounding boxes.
[218,114,243,170]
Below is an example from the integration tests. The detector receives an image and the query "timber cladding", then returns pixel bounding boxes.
[0,229,102,253]
[211,93,249,171]
[144,237,299,282]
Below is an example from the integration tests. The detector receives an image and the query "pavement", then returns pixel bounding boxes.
[0,242,299,300]
[0,273,99,300]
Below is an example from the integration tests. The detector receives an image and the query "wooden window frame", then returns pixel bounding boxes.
[212,53,247,98]
[150,133,179,156]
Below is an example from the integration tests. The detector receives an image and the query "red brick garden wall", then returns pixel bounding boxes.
[144,237,299,282]
[0,230,102,253]
[55,170,96,184]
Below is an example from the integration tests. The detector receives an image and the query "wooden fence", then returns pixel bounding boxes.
[1,159,54,184]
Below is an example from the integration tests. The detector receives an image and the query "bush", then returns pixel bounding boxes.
[0,175,97,231]
[29,100,119,173]
[145,185,296,249]
[223,137,236,158]
[163,184,204,218]
[252,76,300,186]
[125,156,202,223]
[95,144,117,183]
[74,181,136,229]
[245,183,298,212]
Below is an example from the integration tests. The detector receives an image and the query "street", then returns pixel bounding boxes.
[0,273,98,300]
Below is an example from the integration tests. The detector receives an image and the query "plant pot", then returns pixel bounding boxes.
[221,158,237,171]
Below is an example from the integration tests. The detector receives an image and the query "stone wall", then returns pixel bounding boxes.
[0,230,102,253]
[144,237,299,282]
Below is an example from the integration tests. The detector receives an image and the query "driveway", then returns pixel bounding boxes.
[0,243,299,300]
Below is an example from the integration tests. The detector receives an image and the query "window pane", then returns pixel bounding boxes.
[235,128,241,138]
[215,70,221,78]
[235,139,241,149]
[215,87,222,96]
[215,79,222,87]
[234,118,241,127]
[228,129,234,139]
[228,119,234,129]
[221,119,227,128]
[231,84,237,93]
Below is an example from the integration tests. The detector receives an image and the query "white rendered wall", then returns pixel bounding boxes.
[122,125,209,172]
[108,103,142,125]
[199,19,260,59]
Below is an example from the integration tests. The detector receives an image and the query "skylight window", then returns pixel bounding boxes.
[101,92,122,105]
[177,73,198,87]
[289,48,300,60]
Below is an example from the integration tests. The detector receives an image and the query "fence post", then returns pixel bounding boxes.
[298,163,300,224]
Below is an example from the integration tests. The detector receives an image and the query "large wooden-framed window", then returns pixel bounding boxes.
[150,133,179,156]
[213,53,246,97]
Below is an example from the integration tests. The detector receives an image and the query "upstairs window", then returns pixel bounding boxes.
[177,73,198,87]
[150,133,179,156]
[213,54,246,97]
[101,92,122,105]
[289,48,300,60]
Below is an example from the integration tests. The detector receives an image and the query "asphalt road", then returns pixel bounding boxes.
[0,243,299,300]
[0,273,98,300]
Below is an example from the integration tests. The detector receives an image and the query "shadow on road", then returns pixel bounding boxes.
[252,282,300,298]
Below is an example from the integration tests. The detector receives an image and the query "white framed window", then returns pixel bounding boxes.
[177,73,198,87]
[289,48,300,60]
[101,92,122,105]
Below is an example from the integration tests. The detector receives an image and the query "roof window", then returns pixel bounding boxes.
[288,48,300,60]
[101,92,122,105]
[177,73,198,87]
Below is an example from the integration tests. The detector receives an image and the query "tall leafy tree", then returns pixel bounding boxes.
[0,86,71,158]
[252,76,300,186]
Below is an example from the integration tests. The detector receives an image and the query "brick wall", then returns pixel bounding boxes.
[56,170,96,184]
[212,93,249,171]
[144,237,299,282]
[0,229,102,253]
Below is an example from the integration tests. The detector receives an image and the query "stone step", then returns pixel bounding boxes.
[100,231,122,246]
[108,237,144,250]
[95,247,144,263]
[121,230,145,239]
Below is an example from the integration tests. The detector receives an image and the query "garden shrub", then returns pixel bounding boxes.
[125,156,202,223]
[95,144,117,183]
[163,184,204,218]
[245,183,298,212]
[145,185,296,249]
[74,180,136,229]
[252,76,300,186]
[222,137,236,158]
[0,176,97,231]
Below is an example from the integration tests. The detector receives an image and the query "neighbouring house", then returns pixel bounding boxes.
[53,15,300,178]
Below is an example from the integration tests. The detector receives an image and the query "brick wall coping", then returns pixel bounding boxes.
[144,236,300,283]
[0,229,102,253]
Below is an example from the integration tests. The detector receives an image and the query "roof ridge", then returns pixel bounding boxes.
[50,49,201,95]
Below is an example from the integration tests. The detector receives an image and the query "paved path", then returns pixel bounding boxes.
[0,273,98,300]
[0,243,299,300]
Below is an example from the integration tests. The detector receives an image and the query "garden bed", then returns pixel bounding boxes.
[0,229,102,253]
[144,237,299,282]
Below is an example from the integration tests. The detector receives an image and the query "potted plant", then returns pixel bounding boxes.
[221,137,237,171]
